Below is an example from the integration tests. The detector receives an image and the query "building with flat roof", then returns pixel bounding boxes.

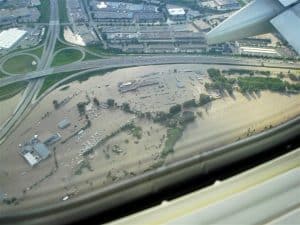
[239,46,280,57]
[19,137,51,167]
[30,0,41,6]
[0,28,27,49]
[92,11,134,22]
[58,119,71,129]
[167,8,186,16]
[23,153,39,167]
[90,1,163,23]
[96,1,108,9]
[0,7,40,25]
[214,0,240,10]
[43,133,61,146]
[166,7,186,21]
[194,19,211,32]
[33,143,50,160]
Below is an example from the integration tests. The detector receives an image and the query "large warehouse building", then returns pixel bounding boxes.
[0,28,27,49]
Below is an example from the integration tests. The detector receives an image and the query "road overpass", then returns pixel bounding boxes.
[0,0,60,143]
[1,55,300,88]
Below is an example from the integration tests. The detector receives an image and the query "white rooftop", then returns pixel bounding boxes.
[240,46,279,55]
[0,28,27,49]
[167,8,186,16]
[97,1,108,9]
[24,153,38,167]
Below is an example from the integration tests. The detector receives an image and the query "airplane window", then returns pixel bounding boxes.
[0,0,299,224]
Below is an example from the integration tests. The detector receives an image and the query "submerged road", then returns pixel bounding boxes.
[1,55,300,88]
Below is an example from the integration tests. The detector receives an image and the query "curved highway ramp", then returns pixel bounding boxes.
[108,148,300,225]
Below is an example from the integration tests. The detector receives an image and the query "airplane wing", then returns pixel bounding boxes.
[206,0,300,54]
[271,3,300,53]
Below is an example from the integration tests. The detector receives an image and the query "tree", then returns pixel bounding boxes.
[288,73,299,81]
[204,83,210,90]
[107,99,115,107]
[169,104,181,115]
[93,97,100,106]
[153,111,169,123]
[207,68,222,81]
[53,100,59,109]
[199,94,211,106]
[181,111,195,124]
[122,102,131,112]
[145,112,152,120]
[277,72,284,79]
[183,99,197,108]
[77,102,86,116]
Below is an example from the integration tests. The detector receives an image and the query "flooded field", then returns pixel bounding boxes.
[0,93,23,126]
[1,64,300,211]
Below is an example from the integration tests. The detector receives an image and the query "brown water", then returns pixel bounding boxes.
[0,93,23,126]
[0,64,299,212]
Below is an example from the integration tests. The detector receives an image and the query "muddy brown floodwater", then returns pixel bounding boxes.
[0,64,299,212]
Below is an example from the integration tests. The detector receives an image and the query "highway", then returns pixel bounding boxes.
[108,148,300,225]
[1,55,300,88]
[0,0,60,142]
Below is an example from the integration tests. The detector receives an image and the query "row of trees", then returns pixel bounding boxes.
[238,77,286,93]
[222,69,271,77]
[288,73,300,81]
[206,68,300,94]
[206,68,234,95]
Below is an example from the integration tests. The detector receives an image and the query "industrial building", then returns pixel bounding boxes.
[239,46,281,57]
[0,28,27,49]
[92,11,134,22]
[199,0,240,11]
[0,0,32,8]
[66,0,88,23]
[43,133,61,146]
[75,25,98,44]
[58,119,71,129]
[90,1,157,12]
[105,29,205,45]
[19,136,51,167]
[90,1,164,23]
[0,7,40,26]
[193,19,211,32]
[118,79,159,93]
[166,7,187,21]
[30,0,41,6]
[214,0,240,10]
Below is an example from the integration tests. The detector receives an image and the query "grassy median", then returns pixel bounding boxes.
[51,49,83,67]
[3,55,37,74]
[24,46,44,58]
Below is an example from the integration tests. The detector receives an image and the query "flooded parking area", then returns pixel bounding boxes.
[1,64,300,211]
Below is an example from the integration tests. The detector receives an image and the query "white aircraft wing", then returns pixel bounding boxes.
[206,0,300,54]
[271,3,300,53]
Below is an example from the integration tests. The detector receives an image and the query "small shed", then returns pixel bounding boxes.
[44,133,61,146]
[58,119,71,129]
